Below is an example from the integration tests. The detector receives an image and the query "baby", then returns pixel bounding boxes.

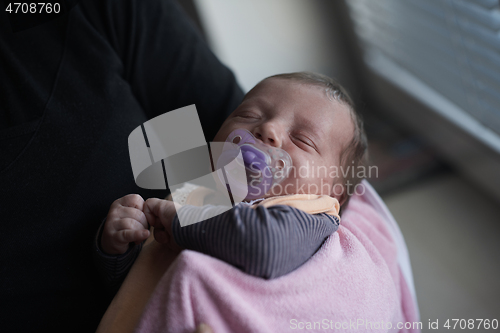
[94,72,367,283]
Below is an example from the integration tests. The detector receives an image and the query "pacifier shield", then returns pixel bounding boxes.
[217,129,292,200]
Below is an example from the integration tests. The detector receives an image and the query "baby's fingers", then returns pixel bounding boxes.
[143,198,163,228]
[116,194,144,210]
[116,206,148,229]
[144,198,180,228]
[115,228,150,244]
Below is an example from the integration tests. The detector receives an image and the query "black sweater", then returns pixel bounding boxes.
[0,0,243,331]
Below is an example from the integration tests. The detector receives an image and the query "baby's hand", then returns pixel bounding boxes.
[101,194,150,255]
[144,198,183,253]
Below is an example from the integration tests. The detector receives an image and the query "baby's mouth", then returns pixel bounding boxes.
[217,128,293,200]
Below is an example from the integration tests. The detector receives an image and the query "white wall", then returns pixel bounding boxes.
[194,0,346,92]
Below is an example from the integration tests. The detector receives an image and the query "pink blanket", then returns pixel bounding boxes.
[135,181,420,332]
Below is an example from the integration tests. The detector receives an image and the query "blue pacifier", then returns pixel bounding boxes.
[216,129,293,200]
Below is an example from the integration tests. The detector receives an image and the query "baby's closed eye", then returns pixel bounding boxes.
[234,111,261,120]
[290,134,318,152]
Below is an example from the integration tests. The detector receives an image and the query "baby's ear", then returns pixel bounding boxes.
[337,192,348,207]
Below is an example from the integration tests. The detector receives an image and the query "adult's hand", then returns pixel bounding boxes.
[96,235,180,333]
[194,323,214,333]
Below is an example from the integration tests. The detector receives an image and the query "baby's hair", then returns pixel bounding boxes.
[262,72,368,213]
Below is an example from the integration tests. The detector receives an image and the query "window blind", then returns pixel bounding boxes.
[346,0,500,134]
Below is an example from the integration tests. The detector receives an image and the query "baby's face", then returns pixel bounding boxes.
[214,78,355,203]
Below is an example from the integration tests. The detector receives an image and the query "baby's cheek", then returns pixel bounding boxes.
[266,178,295,196]
[266,177,312,196]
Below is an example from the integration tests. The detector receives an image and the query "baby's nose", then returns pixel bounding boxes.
[254,127,282,147]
